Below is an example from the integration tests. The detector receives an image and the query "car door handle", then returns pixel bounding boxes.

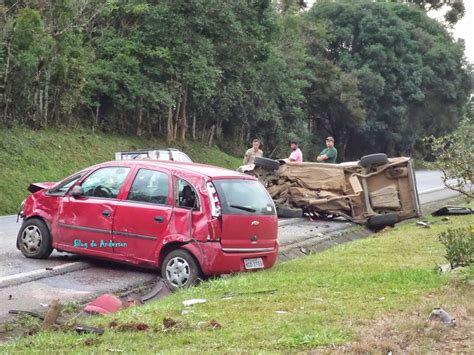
[154,216,164,223]
[102,210,111,217]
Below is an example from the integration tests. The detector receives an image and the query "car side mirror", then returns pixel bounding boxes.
[70,185,84,198]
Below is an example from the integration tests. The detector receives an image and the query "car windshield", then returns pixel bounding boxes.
[213,179,275,215]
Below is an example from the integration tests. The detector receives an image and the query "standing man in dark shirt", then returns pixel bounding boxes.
[317,136,337,163]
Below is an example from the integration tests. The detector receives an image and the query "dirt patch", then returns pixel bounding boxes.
[109,321,149,332]
[313,283,474,354]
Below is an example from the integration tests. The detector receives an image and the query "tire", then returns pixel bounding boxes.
[277,205,303,218]
[358,153,389,168]
[254,157,280,170]
[366,213,399,230]
[161,249,201,291]
[18,218,53,259]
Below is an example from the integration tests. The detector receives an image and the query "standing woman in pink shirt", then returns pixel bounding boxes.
[288,141,303,162]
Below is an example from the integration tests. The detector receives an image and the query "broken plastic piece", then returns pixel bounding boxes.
[432,206,472,217]
[75,325,105,335]
[84,294,124,315]
[428,307,456,326]
[182,299,207,307]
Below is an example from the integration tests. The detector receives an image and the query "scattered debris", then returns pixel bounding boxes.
[109,321,149,332]
[163,317,178,329]
[181,309,193,315]
[84,294,124,315]
[138,279,171,302]
[379,297,385,301]
[428,307,456,326]
[45,267,53,271]
[106,349,124,353]
[84,278,172,315]
[416,221,430,228]
[437,264,452,274]
[42,299,62,329]
[223,289,277,298]
[182,299,207,307]
[208,319,222,329]
[221,297,233,301]
[275,310,288,314]
[8,294,12,300]
[299,247,311,255]
[8,310,44,320]
[75,325,105,335]
[432,206,472,217]
[83,338,100,346]
[40,303,49,308]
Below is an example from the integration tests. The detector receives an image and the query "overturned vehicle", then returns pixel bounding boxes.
[241,154,421,229]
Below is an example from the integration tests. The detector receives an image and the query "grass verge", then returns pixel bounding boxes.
[1,204,473,352]
[0,126,241,215]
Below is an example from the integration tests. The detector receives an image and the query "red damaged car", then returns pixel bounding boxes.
[17,161,278,290]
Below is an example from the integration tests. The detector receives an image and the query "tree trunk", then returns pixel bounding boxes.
[166,106,174,144]
[44,67,50,127]
[216,117,223,138]
[192,113,196,140]
[173,94,182,142]
[2,41,12,123]
[178,87,187,142]
[208,124,216,146]
[136,97,143,136]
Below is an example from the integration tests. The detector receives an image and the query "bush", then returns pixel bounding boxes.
[438,226,474,268]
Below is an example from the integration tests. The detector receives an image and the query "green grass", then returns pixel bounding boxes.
[0,126,241,215]
[2,208,473,352]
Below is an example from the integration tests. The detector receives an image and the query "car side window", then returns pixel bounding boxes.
[175,179,198,209]
[47,172,87,196]
[127,169,170,205]
[81,167,130,199]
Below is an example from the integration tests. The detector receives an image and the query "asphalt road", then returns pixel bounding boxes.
[0,170,461,322]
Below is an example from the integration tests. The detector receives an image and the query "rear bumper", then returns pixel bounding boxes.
[184,241,279,276]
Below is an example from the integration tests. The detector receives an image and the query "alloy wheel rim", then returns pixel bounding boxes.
[21,225,42,253]
[166,256,190,288]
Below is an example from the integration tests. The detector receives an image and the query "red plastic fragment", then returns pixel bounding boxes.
[84,294,124,315]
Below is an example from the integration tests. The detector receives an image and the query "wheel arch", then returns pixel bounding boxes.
[158,241,204,276]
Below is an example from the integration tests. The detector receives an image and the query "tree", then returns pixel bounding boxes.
[424,117,473,198]
[305,2,471,160]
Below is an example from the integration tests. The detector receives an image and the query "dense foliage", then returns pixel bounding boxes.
[0,0,471,160]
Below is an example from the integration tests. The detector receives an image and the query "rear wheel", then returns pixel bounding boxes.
[161,249,201,291]
[254,157,280,170]
[359,153,388,168]
[18,218,53,259]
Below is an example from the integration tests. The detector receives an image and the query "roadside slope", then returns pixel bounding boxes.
[0,127,241,215]
[2,203,472,352]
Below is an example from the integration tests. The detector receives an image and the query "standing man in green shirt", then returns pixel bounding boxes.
[316,136,337,163]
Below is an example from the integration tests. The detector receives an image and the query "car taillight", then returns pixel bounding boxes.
[206,182,221,218]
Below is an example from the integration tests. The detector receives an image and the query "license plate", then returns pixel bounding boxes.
[244,257,264,270]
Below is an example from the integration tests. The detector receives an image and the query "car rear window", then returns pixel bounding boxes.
[213,179,275,215]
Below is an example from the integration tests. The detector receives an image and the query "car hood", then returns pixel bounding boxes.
[27,182,57,193]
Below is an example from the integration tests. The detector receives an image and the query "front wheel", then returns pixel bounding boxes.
[18,218,53,259]
[161,249,201,291]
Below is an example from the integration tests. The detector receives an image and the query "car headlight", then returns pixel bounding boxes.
[17,199,26,222]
